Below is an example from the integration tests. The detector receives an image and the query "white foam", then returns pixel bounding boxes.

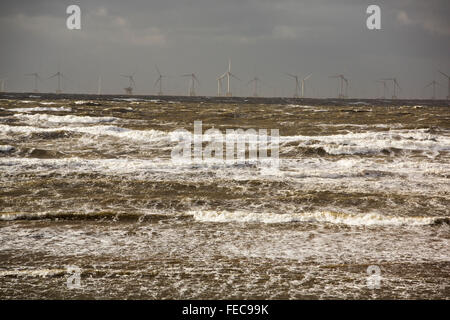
[9,106,72,112]
[0,124,169,148]
[281,129,450,155]
[14,113,117,124]
[190,210,447,226]
[317,123,403,129]
[74,100,101,105]
[348,102,370,105]
[0,145,14,152]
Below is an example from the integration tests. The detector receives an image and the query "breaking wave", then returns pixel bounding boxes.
[190,210,449,226]
[14,113,117,124]
[280,129,450,155]
[9,106,72,112]
[0,124,166,143]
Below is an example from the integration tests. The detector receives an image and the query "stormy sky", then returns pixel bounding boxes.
[0,0,449,98]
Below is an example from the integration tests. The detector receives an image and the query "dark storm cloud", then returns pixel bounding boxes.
[0,0,449,98]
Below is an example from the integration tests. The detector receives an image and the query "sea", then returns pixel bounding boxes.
[0,93,449,299]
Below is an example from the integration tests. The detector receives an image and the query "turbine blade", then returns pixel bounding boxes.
[303,73,312,81]
[230,73,240,80]
[424,82,433,89]
[438,70,449,78]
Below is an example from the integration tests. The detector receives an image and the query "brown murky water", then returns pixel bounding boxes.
[0,95,449,299]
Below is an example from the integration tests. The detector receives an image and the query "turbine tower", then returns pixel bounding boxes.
[217,77,223,96]
[381,78,401,99]
[376,80,388,99]
[182,73,200,96]
[247,77,261,97]
[301,73,312,98]
[154,66,167,95]
[329,74,348,98]
[25,73,42,93]
[49,69,64,94]
[438,71,450,100]
[218,59,239,97]
[424,80,440,100]
[121,73,136,95]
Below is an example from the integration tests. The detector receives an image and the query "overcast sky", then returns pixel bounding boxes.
[0,0,449,98]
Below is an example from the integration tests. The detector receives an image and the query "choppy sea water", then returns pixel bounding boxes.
[0,96,449,299]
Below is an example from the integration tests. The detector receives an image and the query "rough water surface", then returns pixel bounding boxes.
[0,94,449,299]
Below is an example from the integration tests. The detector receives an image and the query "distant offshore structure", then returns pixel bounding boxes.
[286,73,312,98]
[217,59,239,97]
[439,71,450,100]
[1,60,449,100]
[381,78,401,99]
[423,80,440,100]
[25,73,42,93]
[182,73,200,96]
[329,74,349,99]
[48,69,64,94]
[247,76,261,97]
[120,73,136,95]
[154,66,167,96]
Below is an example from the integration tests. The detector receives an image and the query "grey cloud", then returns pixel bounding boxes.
[0,0,449,98]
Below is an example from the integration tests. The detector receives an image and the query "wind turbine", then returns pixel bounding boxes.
[286,73,301,98]
[424,80,440,100]
[329,74,348,98]
[182,73,200,96]
[49,69,65,94]
[218,59,239,97]
[344,77,349,98]
[247,76,261,97]
[300,73,312,98]
[121,73,136,95]
[381,78,401,99]
[376,80,388,99]
[438,71,450,100]
[154,66,167,95]
[25,73,42,93]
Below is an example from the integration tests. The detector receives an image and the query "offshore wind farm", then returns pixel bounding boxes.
[2,62,450,101]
